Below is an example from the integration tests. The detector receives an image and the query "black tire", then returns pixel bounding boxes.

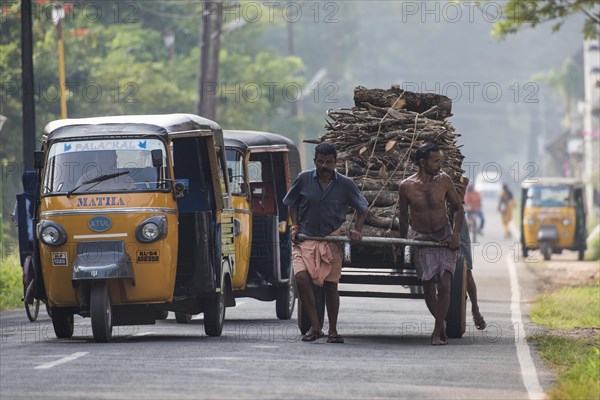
[276,275,296,320]
[51,308,74,339]
[25,299,40,322]
[521,241,529,258]
[155,310,169,320]
[297,282,325,335]
[541,242,551,261]
[45,302,52,318]
[204,285,227,337]
[446,253,466,339]
[578,243,585,261]
[175,312,192,324]
[90,282,112,343]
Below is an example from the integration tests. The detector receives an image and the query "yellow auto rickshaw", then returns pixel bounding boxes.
[223,130,301,319]
[521,177,587,260]
[31,114,236,342]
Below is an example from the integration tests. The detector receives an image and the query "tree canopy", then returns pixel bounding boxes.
[491,0,600,39]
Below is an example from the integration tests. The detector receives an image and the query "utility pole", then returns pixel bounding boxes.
[53,2,68,119]
[21,0,36,171]
[198,0,223,120]
[582,38,600,212]
[198,0,213,117]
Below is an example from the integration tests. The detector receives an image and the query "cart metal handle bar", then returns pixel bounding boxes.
[297,234,448,265]
[297,234,447,248]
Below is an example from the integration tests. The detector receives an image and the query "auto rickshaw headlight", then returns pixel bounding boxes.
[562,218,571,226]
[38,221,67,246]
[136,216,167,243]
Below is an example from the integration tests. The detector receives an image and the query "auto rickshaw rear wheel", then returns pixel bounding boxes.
[90,282,112,342]
[276,274,296,320]
[51,307,74,339]
[578,243,585,261]
[204,284,227,337]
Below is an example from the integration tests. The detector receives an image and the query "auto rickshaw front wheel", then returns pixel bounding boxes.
[204,285,228,337]
[540,242,552,261]
[90,282,113,343]
[51,308,74,339]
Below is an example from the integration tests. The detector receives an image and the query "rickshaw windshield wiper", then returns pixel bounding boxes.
[66,171,129,198]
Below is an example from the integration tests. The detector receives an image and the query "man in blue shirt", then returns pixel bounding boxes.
[284,142,368,343]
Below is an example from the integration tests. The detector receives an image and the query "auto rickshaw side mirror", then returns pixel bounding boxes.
[34,151,45,169]
[151,149,163,167]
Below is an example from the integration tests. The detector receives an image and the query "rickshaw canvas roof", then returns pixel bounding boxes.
[43,114,221,142]
[522,177,585,189]
[223,130,301,181]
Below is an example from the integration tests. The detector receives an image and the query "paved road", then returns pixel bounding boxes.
[0,201,552,399]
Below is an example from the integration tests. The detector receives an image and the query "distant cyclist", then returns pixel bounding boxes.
[464,184,484,234]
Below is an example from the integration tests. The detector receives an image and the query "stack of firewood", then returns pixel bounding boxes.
[316,85,465,237]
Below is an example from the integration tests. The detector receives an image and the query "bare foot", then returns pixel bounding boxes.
[431,329,448,345]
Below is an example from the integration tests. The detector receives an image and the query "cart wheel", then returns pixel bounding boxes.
[204,285,227,337]
[297,282,325,335]
[25,298,40,322]
[409,285,424,295]
[446,253,466,339]
[276,275,296,320]
[51,308,74,339]
[175,312,192,324]
[90,282,112,343]
[541,242,551,261]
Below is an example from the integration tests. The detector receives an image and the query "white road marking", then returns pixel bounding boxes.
[133,332,155,337]
[506,256,545,400]
[35,352,89,370]
[251,345,279,349]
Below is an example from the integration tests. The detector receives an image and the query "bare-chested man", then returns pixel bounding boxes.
[398,143,463,345]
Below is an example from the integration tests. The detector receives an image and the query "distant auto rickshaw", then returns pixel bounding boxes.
[223,130,301,319]
[521,177,587,261]
[32,114,236,342]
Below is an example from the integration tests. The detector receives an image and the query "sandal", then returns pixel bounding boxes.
[327,334,344,344]
[473,314,487,330]
[302,329,324,342]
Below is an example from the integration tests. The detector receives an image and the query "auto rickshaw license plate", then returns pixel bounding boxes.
[136,250,160,263]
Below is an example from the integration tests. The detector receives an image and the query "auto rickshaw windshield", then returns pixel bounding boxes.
[525,185,572,207]
[42,138,169,195]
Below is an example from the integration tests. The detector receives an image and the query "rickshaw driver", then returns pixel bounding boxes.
[284,142,368,343]
[398,143,463,345]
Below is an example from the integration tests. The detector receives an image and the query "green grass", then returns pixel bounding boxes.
[531,285,600,330]
[0,255,23,311]
[530,284,600,400]
[531,335,600,400]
